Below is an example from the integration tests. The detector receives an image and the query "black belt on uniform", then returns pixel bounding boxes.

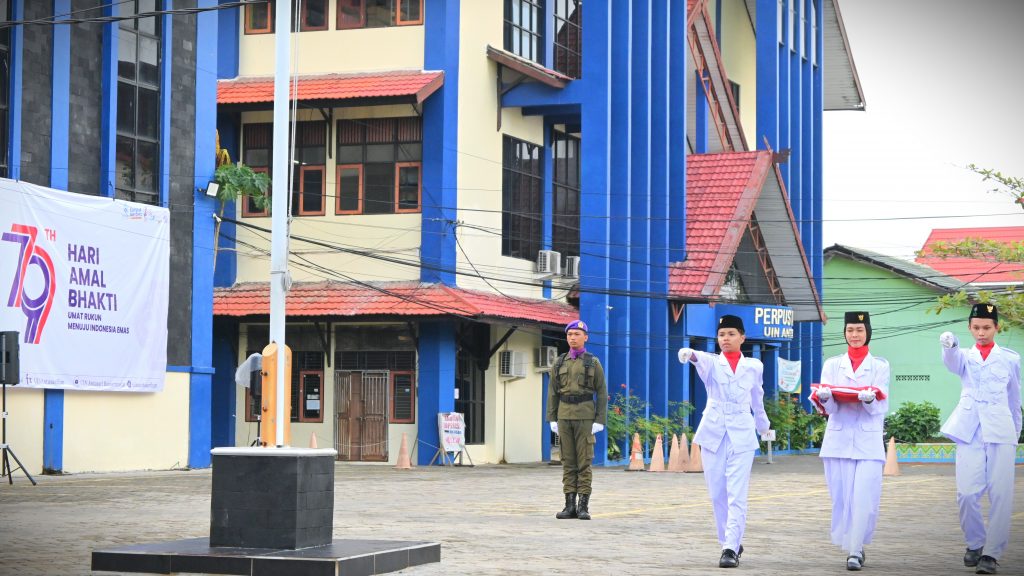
[559,394,593,404]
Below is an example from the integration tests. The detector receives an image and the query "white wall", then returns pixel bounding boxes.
[62,373,190,473]
[4,386,44,474]
[237,5,424,77]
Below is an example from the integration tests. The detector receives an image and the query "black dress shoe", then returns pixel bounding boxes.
[719,549,739,568]
[976,555,999,574]
[737,545,744,558]
[965,547,984,567]
[846,554,863,571]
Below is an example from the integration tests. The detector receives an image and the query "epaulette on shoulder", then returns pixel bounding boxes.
[1000,347,1020,359]
[873,355,889,365]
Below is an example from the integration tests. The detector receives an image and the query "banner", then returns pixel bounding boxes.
[0,180,169,391]
[777,358,802,394]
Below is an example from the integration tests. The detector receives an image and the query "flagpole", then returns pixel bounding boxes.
[270,0,292,447]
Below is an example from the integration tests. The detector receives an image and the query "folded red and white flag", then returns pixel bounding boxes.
[810,383,887,413]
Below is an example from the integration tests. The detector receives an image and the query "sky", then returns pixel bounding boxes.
[822,0,1024,261]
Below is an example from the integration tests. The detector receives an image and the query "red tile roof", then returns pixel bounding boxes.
[915,226,1024,284]
[669,151,772,298]
[213,281,578,327]
[217,70,444,105]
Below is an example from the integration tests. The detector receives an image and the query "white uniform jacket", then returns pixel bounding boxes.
[817,353,890,461]
[940,338,1022,445]
[690,351,771,454]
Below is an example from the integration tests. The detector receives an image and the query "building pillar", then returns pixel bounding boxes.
[416,321,456,465]
[579,0,612,465]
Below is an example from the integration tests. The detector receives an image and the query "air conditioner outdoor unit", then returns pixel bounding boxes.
[535,346,559,370]
[536,249,562,277]
[563,256,580,279]
[498,350,528,379]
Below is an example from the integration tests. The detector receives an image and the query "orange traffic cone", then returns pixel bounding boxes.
[395,432,412,470]
[649,434,666,472]
[883,436,900,476]
[309,432,318,448]
[676,434,691,471]
[626,432,646,471]
[685,442,703,473]
[667,434,680,472]
[668,434,688,472]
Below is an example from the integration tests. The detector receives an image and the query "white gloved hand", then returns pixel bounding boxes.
[816,387,832,403]
[858,388,876,403]
[591,423,604,434]
[677,347,694,364]
[550,422,558,435]
[760,430,773,442]
[939,331,957,349]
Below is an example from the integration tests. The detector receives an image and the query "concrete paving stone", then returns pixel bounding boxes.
[0,456,1022,575]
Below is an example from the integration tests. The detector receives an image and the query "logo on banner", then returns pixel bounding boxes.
[2,224,56,344]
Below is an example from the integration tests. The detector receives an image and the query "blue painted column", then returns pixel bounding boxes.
[160,5,172,207]
[42,0,70,473]
[99,3,117,196]
[755,0,779,153]
[629,0,651,423]
[213,0,241,288]
[667,0,687,263]
[541,121,554,299]
[8,0,22,180]
[421,0,459,285]
[541,372,551,460]
[417,321,456,465]
[190,0,218,468]
[606,0,631,436]
[669,325,689,428]
[694,70,708,153]
[648,0,670,420]
[579,0,612,464]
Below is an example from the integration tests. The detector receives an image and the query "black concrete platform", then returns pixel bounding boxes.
[91,537,441,576]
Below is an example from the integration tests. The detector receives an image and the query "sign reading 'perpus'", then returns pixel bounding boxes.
[0,180,169,392]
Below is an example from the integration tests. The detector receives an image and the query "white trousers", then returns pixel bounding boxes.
[823,457,883,554]
[955,437,1016,559]
[701,435,755,551]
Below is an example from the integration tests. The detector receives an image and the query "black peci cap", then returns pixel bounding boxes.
[844,311,872,345]
[718,314,745,334]
[969,303,998,324]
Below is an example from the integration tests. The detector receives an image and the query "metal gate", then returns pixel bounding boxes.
[334,371,389,461]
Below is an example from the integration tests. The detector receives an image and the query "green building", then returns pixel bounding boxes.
[822,244,1024,422]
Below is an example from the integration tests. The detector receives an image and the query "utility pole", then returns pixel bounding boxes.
[269,0,292,447]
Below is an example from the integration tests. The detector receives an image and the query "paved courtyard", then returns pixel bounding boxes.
[1,455,1022,575]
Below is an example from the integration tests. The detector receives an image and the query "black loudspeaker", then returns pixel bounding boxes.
[0,331,19,385]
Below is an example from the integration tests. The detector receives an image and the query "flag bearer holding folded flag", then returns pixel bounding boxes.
[939,303,1021,575]
[813,311,890,571]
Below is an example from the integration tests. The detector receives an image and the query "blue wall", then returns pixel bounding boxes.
[755,0,824,407]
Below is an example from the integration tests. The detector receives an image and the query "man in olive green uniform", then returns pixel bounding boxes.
[547,319,608,520]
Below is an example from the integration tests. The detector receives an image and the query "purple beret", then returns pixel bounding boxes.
[565,320,588,333]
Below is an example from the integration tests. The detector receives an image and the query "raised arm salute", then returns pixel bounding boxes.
[678,315,770,569]
[939,303,1021,575]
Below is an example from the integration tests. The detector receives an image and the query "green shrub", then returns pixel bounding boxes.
[605,387,693,460]
[762,395,825,451]
[884,401,942,444]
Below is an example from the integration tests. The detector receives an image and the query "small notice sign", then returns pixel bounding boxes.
[439,412,465,452]
[431,412,474,466]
